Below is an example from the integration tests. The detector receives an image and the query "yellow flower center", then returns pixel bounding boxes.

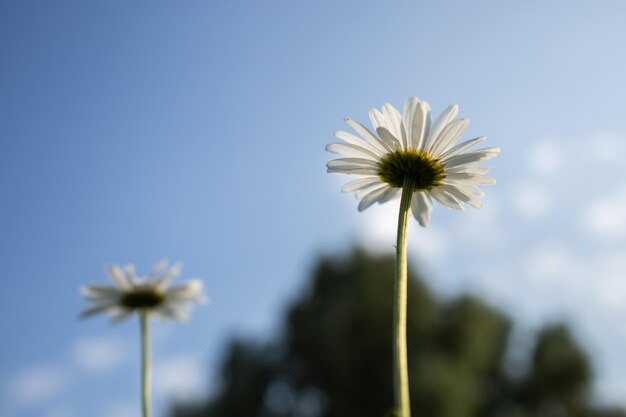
[121,289,165,309]
[377,149,445,190]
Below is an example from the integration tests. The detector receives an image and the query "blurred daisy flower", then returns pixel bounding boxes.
[326,97,499,226]
[80,260,206,417]
[80,259,207,323]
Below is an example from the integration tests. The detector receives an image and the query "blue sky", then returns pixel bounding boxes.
[3,1,626,416]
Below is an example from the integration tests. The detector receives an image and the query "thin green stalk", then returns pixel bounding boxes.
[393,178,414,417]
[140,308,151,417]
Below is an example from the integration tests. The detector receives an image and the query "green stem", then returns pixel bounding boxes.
[140,309,151,417]
[393,178,414,417]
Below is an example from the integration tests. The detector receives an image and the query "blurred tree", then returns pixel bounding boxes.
[171,249,624,417]
[517,325,591,417]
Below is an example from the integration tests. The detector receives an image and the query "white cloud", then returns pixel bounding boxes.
[356,201,398,253]
[73,336,129,373]
[527,140,563,177]
[523,240,579,285]
[586,132,625,164]
[585,252,626,309]
[4,365,68,406]
[510,182,552,220]
[154,354,206,400]
[583,185,626,238]
[410,225,449,264]
[454,194,504,250]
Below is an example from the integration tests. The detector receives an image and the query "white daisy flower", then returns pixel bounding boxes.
[80,260,207,322]
[326,97,500,226]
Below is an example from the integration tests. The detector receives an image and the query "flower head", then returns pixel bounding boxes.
[80,260,207,322]
[326,97,500,226]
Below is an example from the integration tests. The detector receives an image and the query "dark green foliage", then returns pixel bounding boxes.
[518,325,592,417]
[171,249,624,417]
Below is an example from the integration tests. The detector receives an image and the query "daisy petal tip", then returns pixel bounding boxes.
[332,131,344,140]
[413,213,427,227]
[171,261,183,272]
[105,264,120,274]
[357,199,373,211]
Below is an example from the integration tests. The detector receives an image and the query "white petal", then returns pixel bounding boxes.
[412,101,431,150]
[429,118,469,157]
[123,264,136,282]
[341,177,383,193]
[156,262,181,290]
[326,159,380,175]
[424,105,458,152]
[355,183,387,199]
[445,164,476,174]
[411,192,433,227]
[79,285,121,301]
[165,280,207,303]
[358,186,391,211]
[402,98,419,148]
[155,305,189,321]
[106,265,131,290]
[429,187,464,210]
[440,185,482,209]
[456,184,485,198]
[442,172,496,185]
[376,127,401,151]
[80,302,118,319]
[110,308,134,323]
[327,157,379,167]
[326,142,381,160]
[345,118,390,153]
[438,136,485,160]
[327,166,379,175]
[377,187,401,204]
[326,158,380,175]
[442,147,500,169]
[334,131,384,157]
[400,123,408,151]
[471,166,493,175]
[382,103,404,146]
[148,259,168,280]
[368,108,385,130]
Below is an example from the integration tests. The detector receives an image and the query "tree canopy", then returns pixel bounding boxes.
[172,249,622,417]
